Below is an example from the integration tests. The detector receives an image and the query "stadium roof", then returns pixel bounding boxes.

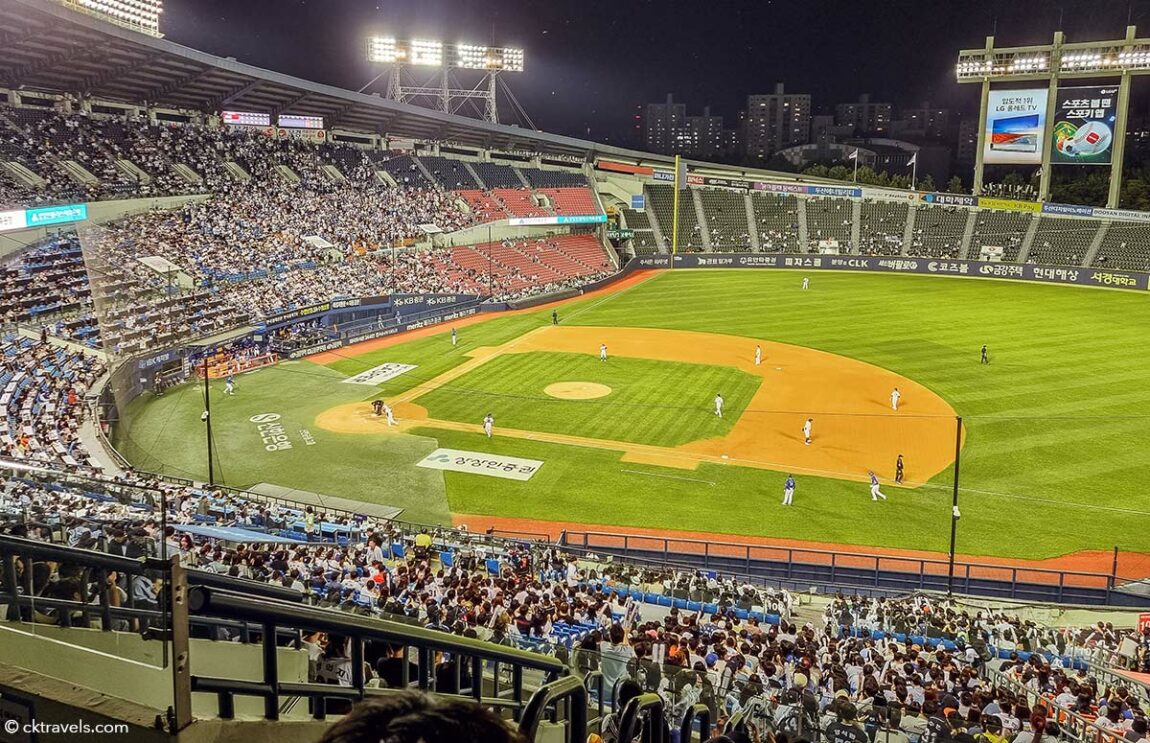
[0,0,630,159]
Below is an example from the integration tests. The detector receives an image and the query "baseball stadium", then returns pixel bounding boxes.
[1,1,1150,741]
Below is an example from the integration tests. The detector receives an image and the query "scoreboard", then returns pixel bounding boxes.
[278,114,325,130]
[221,110,271,127]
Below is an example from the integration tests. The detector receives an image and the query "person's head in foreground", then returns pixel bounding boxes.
[317,692,525,743]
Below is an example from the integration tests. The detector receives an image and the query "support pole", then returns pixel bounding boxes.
[972,36,994,196]
[1108,64,1134,208]
[670,155,682,263]
[202,355,214,487]
[1038,32,1063,203]
[947,415,963,595]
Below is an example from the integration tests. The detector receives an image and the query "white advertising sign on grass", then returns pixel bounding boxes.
[341,363,417,386]
[416,448,543,481]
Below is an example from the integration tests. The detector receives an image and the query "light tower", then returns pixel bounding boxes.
[365,37,528,125]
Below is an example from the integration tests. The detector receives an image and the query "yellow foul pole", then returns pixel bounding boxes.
[670,155,681,264]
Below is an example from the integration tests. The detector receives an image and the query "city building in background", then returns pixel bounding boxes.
[835,93,892,134]
[643,94,688,155]
[745,83,812,161]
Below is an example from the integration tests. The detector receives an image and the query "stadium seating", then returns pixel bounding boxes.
[1027,216,1101,267]
[417,155,482,189]
[492,188,549,218]
[909,204,968,259]
[1095,222,1150,271]
[647,184,705,251]
[804,197,853,250]
[750,192,803,253]
[858,200,908,256]
[471,162,524,189]
[519,166,587,188]
[620,208,663,254]
[698,188,751,251]
[537,187,600,216]
[971,210,1033,262]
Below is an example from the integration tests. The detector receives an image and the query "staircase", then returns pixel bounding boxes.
[644,186,671,254]
[797,197,811,252]
[114,159,151,185]
[272,165,300,184]
[223,161,252,182]
[850,200,862,254]
[463,161,486,189]
[1082,221,1111,268]
[375,170,397,187]
[901,206,917,256]
[411,156,440,190]
[172,163,202,185]
[1016,214,1041,264]
[958,209,978,260]
[58,160,98,186]
[692,190,714,251]
[744,194,761,252]
[513,167,533,189]
[320,164,347,184]
[0,161,45,188]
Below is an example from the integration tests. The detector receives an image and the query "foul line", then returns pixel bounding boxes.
[559,269,665,325]
[620,469,716,486]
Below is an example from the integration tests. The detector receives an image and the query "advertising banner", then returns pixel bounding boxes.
[1050,86,1118,165]
[978,197,1042,213]
[647,253,1150,290]
[0,203,89,233]
[984,89,1049,165]
[507,214,607,226]
[416,448,543,481]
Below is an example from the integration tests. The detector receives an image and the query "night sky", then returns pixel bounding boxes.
[162,0,1150,146]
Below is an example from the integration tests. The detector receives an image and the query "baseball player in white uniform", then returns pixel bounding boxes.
[754,345,762,366]
[451,328,458,347]
[869,471,887,501]
[600,343,608,362]
[714,393,724,418]
[383,403,397,427]
[483,413,494,438]
[891,387,901,411]
[802,277,810,290]
[802,418,813,445]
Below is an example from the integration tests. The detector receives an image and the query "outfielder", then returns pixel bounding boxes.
[891,387,901,411]
[802,418,813,445]
[483,413,494,438]
[754,345,762,366]
[783,474,795,506]
[714,393,724,418]
[600,343,608,362]
[868,470,887,501]
[981,344,989,364]
[802,276,810,290]
[451,328,458,347]
[224,373,236,396]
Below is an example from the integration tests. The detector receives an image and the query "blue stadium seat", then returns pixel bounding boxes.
[391,542,405,559]
[439,551,454,568]
[485,558,501,576]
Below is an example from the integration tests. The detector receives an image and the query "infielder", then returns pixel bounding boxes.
[802,418,812,445]
[600,343,608,362]
[783,474,795,506]
[371,399,384,416]
[483,413,494,438]
[895,454,904,485]
[891,387,901,411]
[714,393,724,418]
[868,470,887,501]
[754,345,762,366]
[224,373,236,396]
[802,276,810,290]
[451,328,458,347]
[384,403,398,427]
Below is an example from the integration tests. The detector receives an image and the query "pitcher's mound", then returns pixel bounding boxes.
[545,381,612,400]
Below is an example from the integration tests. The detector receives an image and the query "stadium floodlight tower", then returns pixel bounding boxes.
[55,0,163,37]
[956,25,1150,207]
[365,37,527,124]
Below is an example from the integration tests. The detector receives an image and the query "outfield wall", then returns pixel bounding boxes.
[625,253,1150,291]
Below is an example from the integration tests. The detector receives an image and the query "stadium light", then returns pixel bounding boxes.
[58,0,163,37]
[367,37,525,72]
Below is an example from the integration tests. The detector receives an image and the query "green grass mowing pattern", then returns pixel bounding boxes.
[414,351,760,446]
[113,363,451,524]
[118,269,1150,557]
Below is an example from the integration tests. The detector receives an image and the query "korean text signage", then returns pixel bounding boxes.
[0,203,89,233]
[984,89,1049,165]
[1051,86,1118,165]
[635,253,1150,291]
[416,448,543,481]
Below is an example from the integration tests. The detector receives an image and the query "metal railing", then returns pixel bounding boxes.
[561,530,1125,606]
[989,668,1129,743]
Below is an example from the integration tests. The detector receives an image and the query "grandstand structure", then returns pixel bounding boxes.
[1,3,1150,742]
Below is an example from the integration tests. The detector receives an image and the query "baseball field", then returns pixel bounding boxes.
[113,269,1150,562]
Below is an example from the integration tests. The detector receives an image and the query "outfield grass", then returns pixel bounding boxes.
[119,269,1150,557]
[415,351,760,446]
